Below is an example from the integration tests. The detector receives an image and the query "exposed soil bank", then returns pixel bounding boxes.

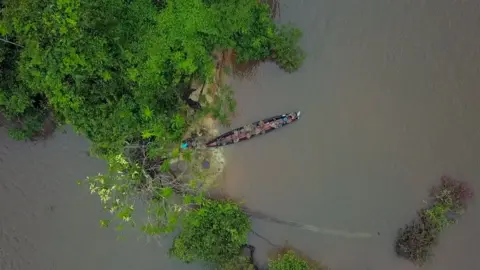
[221,1,480,269]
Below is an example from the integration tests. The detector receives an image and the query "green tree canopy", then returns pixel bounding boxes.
[170,199,251,264]
[1,0,302,152]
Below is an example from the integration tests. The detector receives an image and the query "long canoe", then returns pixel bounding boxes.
[205,111,301,148]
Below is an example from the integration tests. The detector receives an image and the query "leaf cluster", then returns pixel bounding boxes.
[0,42,49,139]
[268,250,322,270]
[395,176,474,265]
[170,199,251,264]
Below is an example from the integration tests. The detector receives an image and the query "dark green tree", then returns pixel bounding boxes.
[170,199,251,264]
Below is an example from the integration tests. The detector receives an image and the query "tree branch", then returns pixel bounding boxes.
[0,37,23,48]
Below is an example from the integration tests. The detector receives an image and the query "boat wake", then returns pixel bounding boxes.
[244,209,372,239]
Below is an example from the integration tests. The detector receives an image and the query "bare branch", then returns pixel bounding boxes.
[0,37,23,48]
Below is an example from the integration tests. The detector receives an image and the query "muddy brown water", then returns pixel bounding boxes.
[222,0,480,269]
[2,1,480,270]
[0,129,198,270]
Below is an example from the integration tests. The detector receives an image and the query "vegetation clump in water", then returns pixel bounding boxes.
[395,176,473,265]
[271,24,306,73]
[170,199,251,264]
[268,248,325,270]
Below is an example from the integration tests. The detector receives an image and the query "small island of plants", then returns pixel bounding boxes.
[269,248,325,270]
[395,176,474,265]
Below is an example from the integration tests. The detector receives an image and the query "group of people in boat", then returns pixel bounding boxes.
[229,112,297,143]
[181,112,299,149]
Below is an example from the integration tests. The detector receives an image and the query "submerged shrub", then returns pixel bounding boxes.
[269,249,323,270]
[395,176,473,265]
[271,24,305,73]
[170,199,251,264]
[395,210,437,264]
[431,176,474,210]
[218,254,257,270]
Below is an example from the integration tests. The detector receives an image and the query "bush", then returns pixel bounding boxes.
[395,210,437,264]
[271,24,305,73]
[395,176,473,265]
[170,199,251,264]
[269,249,323,270]
[218,254,257,270]
[0,42,50,140]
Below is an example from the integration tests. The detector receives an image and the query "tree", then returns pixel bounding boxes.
[0,41,49,139]
[170,199,251,264]
[269,249,323,270]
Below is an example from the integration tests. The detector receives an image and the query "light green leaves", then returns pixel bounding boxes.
[142,106,153,120]
[269,250,320,270]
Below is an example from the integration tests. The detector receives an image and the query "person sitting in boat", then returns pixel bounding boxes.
[271,119,283,128]
[287,115,294,123]
[244,124,254,138]
[254,121,265,135]
[232,130,240,143]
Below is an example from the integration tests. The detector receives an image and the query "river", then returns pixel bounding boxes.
[223,0,480,269]
[1,1,480,270]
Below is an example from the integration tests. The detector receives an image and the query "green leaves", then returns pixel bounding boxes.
[271,24,306,73]
[0,40,49,140]
[170,199,251,264]
[395,177,474,265]
[269,250,321,270]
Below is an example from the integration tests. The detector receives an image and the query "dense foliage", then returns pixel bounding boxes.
[271,24,305,73]
[170,199,251,264]
[0,0,304,144]
[0,42,50,139]
[395,176,473,265]
[219,254,257,270]
[268,249,321,270]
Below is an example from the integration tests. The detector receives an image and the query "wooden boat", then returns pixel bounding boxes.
[205,111,301,148]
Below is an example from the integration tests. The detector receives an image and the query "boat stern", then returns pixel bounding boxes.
[296,111,301,118]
